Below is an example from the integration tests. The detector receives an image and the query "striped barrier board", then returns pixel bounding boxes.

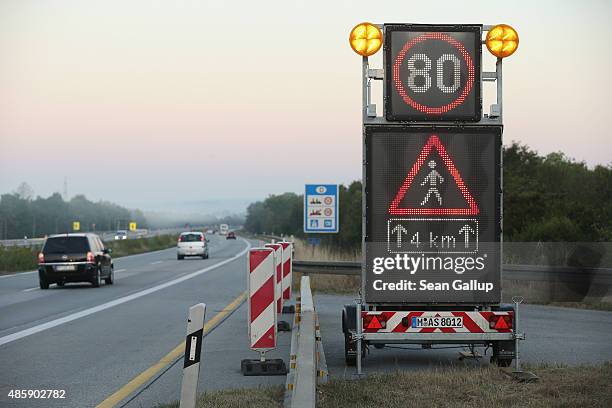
[265,243,283,314]
[361,311,513,333]
[248,248,277,351]
[279,242,293,300]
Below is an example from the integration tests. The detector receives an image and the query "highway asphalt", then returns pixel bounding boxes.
[0,236,292,408]
[2,236,612,407]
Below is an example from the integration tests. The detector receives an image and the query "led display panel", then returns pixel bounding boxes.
[385,25,482,121]
[364,125,501,303]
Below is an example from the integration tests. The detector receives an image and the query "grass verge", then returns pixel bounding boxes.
[0,234,179,275]
[156,364,611,408]
[318,363,612,408]
[155,385,284,408]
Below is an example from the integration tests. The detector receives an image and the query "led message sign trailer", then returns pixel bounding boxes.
[385,25,482,122]
[364,125,501,303]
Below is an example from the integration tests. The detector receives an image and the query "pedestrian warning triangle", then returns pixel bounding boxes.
[388,135,479,216]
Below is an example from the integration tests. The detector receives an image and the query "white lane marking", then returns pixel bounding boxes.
[0,271,37,279]
[114,269,126,273]
[22,287,38,292]
[0,239,250,347]
[151,261,162,265]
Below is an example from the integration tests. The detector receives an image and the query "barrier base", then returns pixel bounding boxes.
[241,358,287,376]
[277,320,292,332]
[282,305,295,314]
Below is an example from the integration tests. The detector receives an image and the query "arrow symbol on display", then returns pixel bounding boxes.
[391,224,408,248]
[458,225,475,248]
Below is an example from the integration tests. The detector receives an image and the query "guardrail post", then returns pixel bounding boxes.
[179,303,206,408]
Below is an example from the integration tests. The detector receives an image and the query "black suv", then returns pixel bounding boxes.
[38,233,114,289]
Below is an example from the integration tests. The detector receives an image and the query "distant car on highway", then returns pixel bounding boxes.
[226,231,236,240]
[177,232,209,260]
[38,233,114,289]
[114,230,128,240]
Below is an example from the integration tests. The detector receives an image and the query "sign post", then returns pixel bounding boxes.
[179,303,206,408]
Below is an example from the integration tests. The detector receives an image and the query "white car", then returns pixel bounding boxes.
[114,230,128,240]
[177,232,209,260]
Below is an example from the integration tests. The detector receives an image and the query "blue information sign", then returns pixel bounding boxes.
[304,184,339,233]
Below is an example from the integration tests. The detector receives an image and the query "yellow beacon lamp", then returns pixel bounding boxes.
[486,24,519,58]
[349,22,383,57]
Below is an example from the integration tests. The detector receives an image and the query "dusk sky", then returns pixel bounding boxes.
[1,0,610,212]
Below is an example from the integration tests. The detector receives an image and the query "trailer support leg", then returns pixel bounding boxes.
[355,299,363,377]
[511,296,538,382]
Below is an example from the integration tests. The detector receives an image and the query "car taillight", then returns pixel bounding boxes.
[87,251,95,263]
[200,235,204,241]
[38,253,45,264]
[489,314,512,330]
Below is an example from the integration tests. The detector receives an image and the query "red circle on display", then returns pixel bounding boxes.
[392,32,475,115]
[324,208,332,216]
[324,197,333,205]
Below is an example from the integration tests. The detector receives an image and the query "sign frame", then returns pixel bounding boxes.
[384,24,482,122]
[304,184,340,234]
[363,124,502,305]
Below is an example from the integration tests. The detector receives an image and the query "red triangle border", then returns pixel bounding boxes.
[388,135,479,216]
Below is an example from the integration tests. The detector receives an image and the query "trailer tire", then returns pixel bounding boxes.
[491,356,512,367]
[345,332,356,366]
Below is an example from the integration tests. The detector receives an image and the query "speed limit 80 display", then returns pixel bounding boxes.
[385,25,482,121]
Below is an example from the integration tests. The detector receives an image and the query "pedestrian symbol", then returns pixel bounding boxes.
[310,219,319,228]
[420,160,444,206]
[388,135,479,216]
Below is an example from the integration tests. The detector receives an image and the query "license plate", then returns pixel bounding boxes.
[55,265,76,272]
[412,316,463,329]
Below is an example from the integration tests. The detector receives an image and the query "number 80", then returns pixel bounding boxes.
[407,53,461,93]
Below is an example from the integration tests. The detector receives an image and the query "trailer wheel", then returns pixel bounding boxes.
[491,340,515,367]
[344,332,356,366]
[491,356,512,367]
[344,331,366,366]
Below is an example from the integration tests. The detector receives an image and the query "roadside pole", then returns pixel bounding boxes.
[179,303,206,408]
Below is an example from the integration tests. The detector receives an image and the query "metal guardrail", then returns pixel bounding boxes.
[0,228,185,248]
[293,261,612,284]
[285,276,328,408]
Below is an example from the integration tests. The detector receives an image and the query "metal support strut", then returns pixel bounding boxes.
[511,296,538,382]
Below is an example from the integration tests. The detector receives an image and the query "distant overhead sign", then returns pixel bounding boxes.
[385,24,482,121]
[304,184,339,233]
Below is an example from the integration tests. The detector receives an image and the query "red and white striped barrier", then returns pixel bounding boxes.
[279,242,293,300]
[361,311,513,334]
[265,243,283,314]
[248,248,277,351]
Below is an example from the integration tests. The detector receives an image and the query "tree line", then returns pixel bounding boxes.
[245,142,612,250]
[0,188,147,239]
